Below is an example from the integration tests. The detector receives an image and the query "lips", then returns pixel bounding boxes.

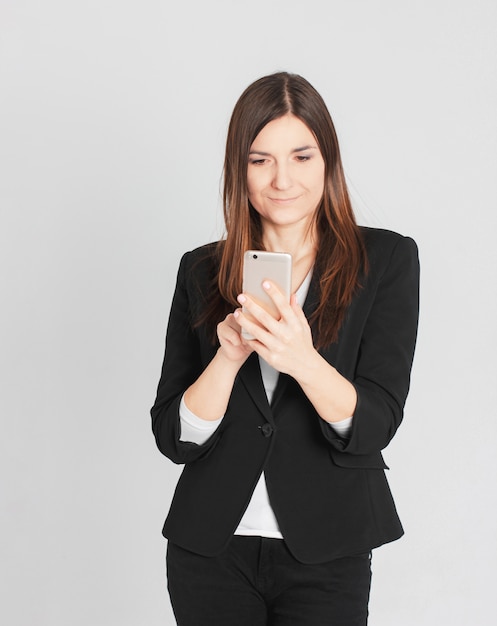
[268,196,300,203]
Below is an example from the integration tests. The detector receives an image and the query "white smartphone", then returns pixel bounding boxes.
[241,250,292,339]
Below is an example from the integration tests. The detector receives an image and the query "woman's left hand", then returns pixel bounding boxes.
[235,280,358,422]
[234,280,319,379]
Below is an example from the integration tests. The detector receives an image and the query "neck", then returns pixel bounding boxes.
[262,223,317,264]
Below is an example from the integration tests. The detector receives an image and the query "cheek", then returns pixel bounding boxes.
[310,166,325,196]
[246,173,264,199]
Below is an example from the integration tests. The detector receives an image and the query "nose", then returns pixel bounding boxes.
[272,162,292,190]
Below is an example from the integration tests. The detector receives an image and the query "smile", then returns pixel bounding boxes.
[268,196,300,204]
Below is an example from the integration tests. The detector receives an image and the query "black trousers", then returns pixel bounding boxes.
[166,536,372,625]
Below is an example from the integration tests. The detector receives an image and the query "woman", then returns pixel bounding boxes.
[151,72,419,625]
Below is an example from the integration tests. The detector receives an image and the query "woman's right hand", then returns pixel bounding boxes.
[183,311,253,422]
[217,311,253,365]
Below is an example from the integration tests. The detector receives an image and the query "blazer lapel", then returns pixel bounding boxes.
[238,353,275,424]
[302,271,320,320]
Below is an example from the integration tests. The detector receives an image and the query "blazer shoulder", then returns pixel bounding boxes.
[177,241,222,279]
[359,226,418,274]
[181,241,220,265]
[359,225,417,248]
[175,241,225,315]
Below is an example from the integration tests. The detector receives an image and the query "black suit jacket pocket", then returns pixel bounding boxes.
[329,448,389,470]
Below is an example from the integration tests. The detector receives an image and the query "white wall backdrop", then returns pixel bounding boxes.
[1,1,496,624]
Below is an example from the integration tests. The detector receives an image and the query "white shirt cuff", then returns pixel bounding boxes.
[179,395,224,444]
[328,416,353,437]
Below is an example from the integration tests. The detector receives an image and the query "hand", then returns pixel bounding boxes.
[184,313,254,422]
[234,280,357,422]
[217,312,254,365]
[234,280,318,379]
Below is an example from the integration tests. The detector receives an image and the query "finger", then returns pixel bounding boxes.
[260,280,293,315]
[218,314,243,345]
[258,282,302,334]
[225,312,242,332]
[237,293,281,335]
[290,294,309,324]
[234,307,276,349]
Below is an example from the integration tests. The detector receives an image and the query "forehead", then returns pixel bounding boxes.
[251,114,316,149]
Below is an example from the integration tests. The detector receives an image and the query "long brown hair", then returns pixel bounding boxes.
[200,72,367,349]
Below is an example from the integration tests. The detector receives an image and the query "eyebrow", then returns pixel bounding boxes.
[248,145,318,156]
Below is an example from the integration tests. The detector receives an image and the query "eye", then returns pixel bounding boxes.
[295,155,311,162]
[249,158,268,166]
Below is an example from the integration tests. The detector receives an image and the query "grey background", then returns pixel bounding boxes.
[1,1,496,624]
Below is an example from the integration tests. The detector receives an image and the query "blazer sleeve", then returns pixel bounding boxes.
[150,251,222,465]
[321,235,420,457]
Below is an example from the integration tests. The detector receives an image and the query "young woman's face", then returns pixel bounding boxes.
[247,114,325,232]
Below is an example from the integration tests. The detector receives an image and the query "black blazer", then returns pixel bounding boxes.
[151,227,419,564]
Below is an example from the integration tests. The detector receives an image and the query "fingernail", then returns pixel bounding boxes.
[262,281,270,290]
[237,294,246,304]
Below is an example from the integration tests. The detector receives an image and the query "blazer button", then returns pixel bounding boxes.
[260,424,274,437]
